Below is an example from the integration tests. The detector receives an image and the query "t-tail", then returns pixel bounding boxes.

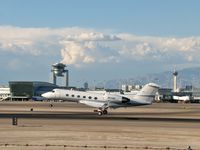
[134,83,159,104]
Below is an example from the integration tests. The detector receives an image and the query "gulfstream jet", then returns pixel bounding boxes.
[42,83,159,115]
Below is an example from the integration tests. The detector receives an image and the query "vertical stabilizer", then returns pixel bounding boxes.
[134,83,159,103]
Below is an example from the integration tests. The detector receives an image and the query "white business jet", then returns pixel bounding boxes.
[42,83,159,116]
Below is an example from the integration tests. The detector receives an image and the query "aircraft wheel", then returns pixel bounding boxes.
[98,111,103,116]
[103,110,108,114]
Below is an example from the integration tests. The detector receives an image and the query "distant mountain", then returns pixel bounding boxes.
[97,67,200,89]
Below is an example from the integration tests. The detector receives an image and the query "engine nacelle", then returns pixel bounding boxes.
[106,93,130,103]
[121,96,130,103]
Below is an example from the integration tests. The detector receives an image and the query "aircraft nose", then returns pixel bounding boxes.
[41,92,50,98]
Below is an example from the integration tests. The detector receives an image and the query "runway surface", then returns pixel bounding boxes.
[1,101,200,121]
[1,112,200,123]
[0,101,200,149]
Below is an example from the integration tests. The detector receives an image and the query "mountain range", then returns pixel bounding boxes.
[97,67,200,89]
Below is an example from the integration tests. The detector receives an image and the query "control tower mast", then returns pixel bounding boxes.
[173,69,178,92]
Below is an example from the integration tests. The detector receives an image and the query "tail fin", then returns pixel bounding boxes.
[134,83,159,103]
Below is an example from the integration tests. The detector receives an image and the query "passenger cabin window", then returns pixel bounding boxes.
[88,96,92,99]
[94,97,98,100]
[77,95,80,98]
[83,96,86,98]
[52,90,55,93]
[71,94,74,97]
[66,94,69,96]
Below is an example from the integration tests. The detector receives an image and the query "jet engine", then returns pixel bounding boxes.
[121,96,130,103]
[106,94,130,104]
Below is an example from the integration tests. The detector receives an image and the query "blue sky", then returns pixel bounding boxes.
[0,0,200,87]
[1,0,199,35]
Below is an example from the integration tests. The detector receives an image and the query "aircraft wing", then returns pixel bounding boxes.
[79,96,130,109]
[79,99,107,108]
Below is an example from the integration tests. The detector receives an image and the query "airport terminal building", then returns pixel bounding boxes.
[9,81,58,100]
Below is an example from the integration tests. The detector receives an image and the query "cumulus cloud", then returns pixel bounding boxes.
[0,26,121,66]
[117,34,200,62]
[66,32,120,41]
[1,25,200,68]
[60,41,95,66]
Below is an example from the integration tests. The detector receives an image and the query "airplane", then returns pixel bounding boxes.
[41,83,159,116]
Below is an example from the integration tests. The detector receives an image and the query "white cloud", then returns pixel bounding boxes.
[0,25,200,68]
[117,34,200,61]
[66,32,120,41]
[60,41,95,66]
[0,26,121,67]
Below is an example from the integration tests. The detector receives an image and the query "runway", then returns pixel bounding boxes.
[1,112,200,123]
[0,102,200,150]
[1,101,200,122]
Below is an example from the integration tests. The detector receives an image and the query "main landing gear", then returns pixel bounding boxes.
[94,109,108,116]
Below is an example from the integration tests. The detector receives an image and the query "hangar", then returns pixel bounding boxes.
[9,81,58,101]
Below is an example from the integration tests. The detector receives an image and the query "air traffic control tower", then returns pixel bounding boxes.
[51,63,69,87]
[173,69,178,92]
